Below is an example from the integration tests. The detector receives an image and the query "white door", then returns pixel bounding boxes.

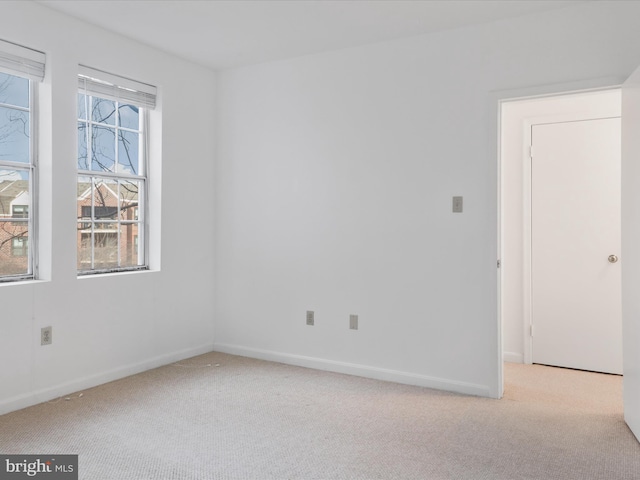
[622,66,640,442]
[531,118,622,374]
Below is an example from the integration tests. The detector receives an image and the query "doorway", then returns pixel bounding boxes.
[500,89,622,374]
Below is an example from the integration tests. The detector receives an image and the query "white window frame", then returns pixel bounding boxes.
[0,57,41,281]
[77,66,155,275]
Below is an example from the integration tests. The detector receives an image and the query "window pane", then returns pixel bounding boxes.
[77,231,119,271]
[0,228,28,276]
[93,206,118,221]
[0,169,29,216]
[78,122,89,170]
[94,179,118,230]
[118,104,139,130]
[78,93,87,121]
[0,106,29,163]
[91,97,116,125]
[77,232,92,271]
[0,167,29,276]
[92,231,118,269]
[77,174,92,214]
[12,205,28,218]
[119,180,139,221]
[118,130,139,174]
[77,177,92,240]
[11,236,28,256]
[0,72,29,109]
[94,178,118,207]
[92,125,115,172]
[120,223,141,268]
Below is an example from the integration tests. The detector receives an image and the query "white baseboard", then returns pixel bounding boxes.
[503,351,524,363]
[213,343,491,397]
[0,343,215,416]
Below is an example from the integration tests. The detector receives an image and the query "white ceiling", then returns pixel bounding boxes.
[38,0,587,71]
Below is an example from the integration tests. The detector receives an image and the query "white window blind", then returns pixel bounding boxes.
[78,65,156,110]
[0,38,45,81]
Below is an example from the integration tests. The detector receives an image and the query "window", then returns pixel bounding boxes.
[11,236,27,256]
[80,205,117,220]
[0,39,44,282]
[77,66,156,274]
[12,205,28,218]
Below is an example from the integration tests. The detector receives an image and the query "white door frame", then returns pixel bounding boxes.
[621,65,640,441]
[492,75,625,399]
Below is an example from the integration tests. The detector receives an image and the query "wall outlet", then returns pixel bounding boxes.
[349,314,358,330]
[452,196,463,213]
[306,310,314,326]
[41,326,52,346]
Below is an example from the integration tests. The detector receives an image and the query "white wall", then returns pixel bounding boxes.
[501,90,621,364]
[215,1,640,397]
[0,2,216,414]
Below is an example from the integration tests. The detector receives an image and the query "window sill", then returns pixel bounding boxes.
[0,278,49,287]
[77,268,158,280]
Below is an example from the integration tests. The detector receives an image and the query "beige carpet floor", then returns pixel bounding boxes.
[0,352,638,479]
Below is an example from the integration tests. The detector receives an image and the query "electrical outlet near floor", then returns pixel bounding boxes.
[452,196,463,213]
[350,314,358,330]
[41,326,52,345]
[306,310,314,326]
